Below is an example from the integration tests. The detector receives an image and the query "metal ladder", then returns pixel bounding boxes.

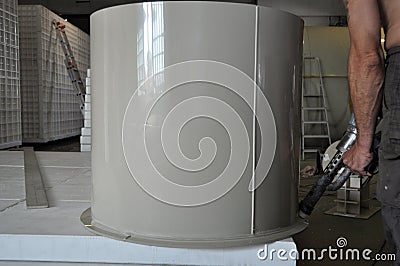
[52,20,86,115]
[301,56,332,159]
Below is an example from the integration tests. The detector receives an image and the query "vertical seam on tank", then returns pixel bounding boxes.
[103,16,109,163]
[251,5,259,235]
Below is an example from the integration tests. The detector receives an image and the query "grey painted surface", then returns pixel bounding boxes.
[255,6,304,234]
[303,26,351,141]
[90,2,306,247]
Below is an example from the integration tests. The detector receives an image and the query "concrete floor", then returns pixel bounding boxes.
[0,139,397,265]
[0,151,92,236]
[295,159,393,266]
[0,150,296,266]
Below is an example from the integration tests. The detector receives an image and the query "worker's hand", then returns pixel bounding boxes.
[343,142,373,176]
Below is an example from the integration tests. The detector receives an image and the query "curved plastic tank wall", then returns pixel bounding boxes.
[85,1,307,248]
[303,26,351,140]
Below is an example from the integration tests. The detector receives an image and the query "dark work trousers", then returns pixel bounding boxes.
[378,46,400,266]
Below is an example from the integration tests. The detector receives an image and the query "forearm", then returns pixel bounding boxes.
[348,48,384,151]
[342,0,384,175]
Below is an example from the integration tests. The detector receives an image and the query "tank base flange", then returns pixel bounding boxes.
[80,208,308,248]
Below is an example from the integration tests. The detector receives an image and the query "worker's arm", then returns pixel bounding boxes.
[342,0,385,176]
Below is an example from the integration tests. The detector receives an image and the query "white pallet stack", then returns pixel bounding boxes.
[80,69,91,152]
[0,0,22,149]
[18,5,90,143]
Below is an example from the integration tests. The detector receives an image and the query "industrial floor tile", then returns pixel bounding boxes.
[0,200,91,235]
[0,151,24,166]
[0,151,91,236]
[39,167,91,188]
[35,152,91,168]
[0,199,23,211]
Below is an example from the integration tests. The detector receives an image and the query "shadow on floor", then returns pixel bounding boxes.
[6,136,80,152]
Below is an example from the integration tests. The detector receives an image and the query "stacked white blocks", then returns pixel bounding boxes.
[18,5,90,143]
[80,69,91,152]
[0,0,22,149]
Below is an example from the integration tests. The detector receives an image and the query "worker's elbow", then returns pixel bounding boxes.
[350,50,384,72]
[362,53,383,68]
[350,48,383,68]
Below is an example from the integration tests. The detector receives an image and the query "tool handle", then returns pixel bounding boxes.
[326,147,379,192]
[298,167,339,218]
[326,167,352,191]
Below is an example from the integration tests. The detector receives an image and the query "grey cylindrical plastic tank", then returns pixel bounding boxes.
[82,1,307,248]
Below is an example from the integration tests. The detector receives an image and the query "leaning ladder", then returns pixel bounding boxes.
[301,56,332,159]
[52,20,86,115]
